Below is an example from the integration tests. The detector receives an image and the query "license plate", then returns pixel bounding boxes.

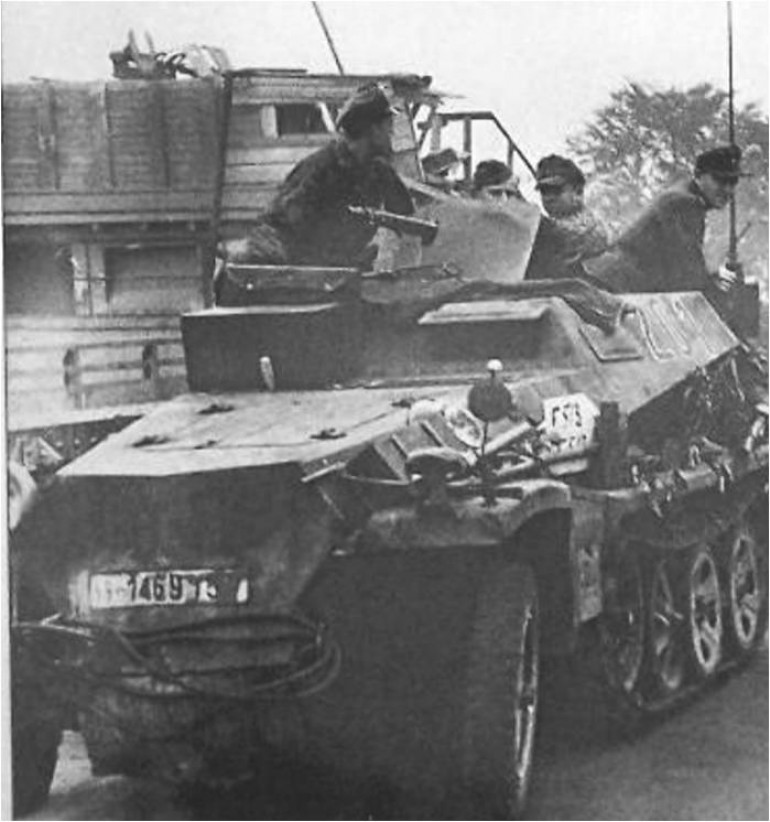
[539,392,599,457]
[89,569,250,609]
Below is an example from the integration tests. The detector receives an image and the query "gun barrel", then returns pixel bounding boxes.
[348,206,439,245]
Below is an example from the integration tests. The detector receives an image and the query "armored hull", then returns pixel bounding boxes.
[12,271,768,817]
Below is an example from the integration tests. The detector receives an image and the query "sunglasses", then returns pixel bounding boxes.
[538,184,565,196]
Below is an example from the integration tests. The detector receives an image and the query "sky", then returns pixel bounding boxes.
[0,0,767,177]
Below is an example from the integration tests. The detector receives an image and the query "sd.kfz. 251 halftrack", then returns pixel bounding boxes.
[10,259,768,818]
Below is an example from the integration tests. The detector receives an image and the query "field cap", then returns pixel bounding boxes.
[336,83,399,136]
[694,145,745,179]
[535,154,586,189]
[422,147,467,176]
[473,159,514,191]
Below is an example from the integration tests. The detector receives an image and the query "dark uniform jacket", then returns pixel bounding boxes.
[263,139,414,268]
[525,206,611,281]
[585,179,711,293]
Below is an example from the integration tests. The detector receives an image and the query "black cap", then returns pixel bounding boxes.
[472,159,513,191]
[336,83,398,138]
[422,147,467,176]
[694,145,744,179]
[535,154,585,189]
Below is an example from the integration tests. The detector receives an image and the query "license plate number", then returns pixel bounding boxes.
[89,569,249,609]
[540,393,599,457]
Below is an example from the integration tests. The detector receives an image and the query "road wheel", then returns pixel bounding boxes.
[646,556,687,697]
[684,545,723,678]
[462,564,539,820]
[721,524,765,658]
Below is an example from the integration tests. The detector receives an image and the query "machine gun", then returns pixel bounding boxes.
[347,206,439,246]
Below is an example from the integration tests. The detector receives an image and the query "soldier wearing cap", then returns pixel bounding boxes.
[526,154,611,280]
[422,147,467,194]
[471,159,524,202]
[585,145,746,294]
[219,83,414,275]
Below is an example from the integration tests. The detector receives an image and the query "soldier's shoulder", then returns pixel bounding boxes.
[286,139,344,178]
[558,208,606,235]
[653,180,703,211]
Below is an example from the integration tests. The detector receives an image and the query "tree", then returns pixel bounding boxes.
[568,82,768,291]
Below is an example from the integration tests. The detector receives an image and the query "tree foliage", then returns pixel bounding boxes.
[568,81,768,289]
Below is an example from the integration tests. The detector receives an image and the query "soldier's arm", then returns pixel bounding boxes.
[372,159,415,216]
[660,196,710,286]
[269,155,331,233]
[557,211,611,265]
[576,211,612,259]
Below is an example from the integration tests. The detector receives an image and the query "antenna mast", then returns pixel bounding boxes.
[726,1,739,271]
[312,2,345,75]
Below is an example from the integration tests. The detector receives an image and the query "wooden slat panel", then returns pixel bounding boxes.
[3,189,214,216]
[221,187,275,210]
[163,82,218,189]
[3,76,422,224]
[7,331,183,353]
[52,86,104,191]
[37,84,58,188]
[228,105,265,148]
[226,164,295,185]
[226,143,328,167]
[5,311,180,330]
[231,74,374,105]
[106,84,165,189]
[1,87,43,190]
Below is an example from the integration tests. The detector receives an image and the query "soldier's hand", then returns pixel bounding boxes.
[714,263,738,292]
[220,238,252,263]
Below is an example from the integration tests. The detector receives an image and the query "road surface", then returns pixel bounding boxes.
[23,649,768,820]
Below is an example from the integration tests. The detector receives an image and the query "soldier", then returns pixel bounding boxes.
[526,154,611,280]
[585,145,745,294]
[220,83,414,272]
[471,160,524,202]
[422,147,467,194]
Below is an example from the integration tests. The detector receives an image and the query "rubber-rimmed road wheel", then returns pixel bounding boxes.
[647,556,686,697]
[722,524,765,657]
[685,545,723,678]
[462,564,539,820]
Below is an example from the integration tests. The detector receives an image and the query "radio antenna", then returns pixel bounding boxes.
[312,2,345,75]
[726,1,739,272]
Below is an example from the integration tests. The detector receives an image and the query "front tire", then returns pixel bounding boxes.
[462,563,540,819]
[11,672,61,817]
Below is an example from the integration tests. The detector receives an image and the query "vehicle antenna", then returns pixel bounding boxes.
[311,2,345,75]
[726,0,740,275]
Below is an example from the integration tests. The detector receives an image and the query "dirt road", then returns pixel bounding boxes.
[24,650,768,820]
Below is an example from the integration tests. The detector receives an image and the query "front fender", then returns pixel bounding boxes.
[359,479,572,552]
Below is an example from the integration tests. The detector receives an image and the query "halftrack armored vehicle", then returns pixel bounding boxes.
[10,250,768,817]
